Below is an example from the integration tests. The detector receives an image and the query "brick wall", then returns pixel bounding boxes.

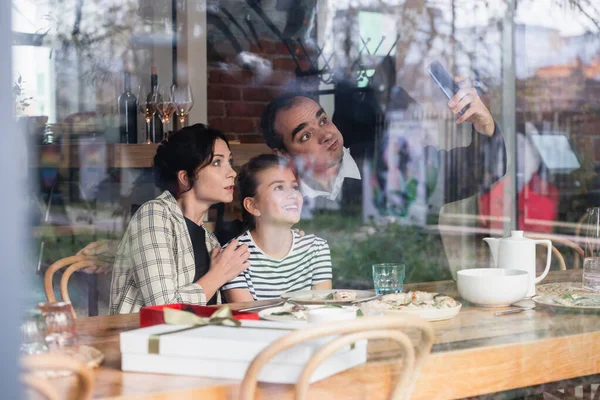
[207,39,318,143]
[517,75,600,163]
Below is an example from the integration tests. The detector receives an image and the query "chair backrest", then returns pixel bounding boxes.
[524,234,584,270]
[44,254,101,318]
[239,315,434,400]
[575,213,588,238]
[21,353,94,400]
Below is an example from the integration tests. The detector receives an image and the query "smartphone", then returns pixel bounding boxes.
[428,61,468,115]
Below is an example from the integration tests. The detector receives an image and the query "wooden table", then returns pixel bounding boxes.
[73,270,599,399]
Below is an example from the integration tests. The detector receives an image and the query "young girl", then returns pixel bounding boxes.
[222,154,332,302]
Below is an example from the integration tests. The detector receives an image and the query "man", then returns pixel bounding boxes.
[261,93,359,207]
[260,85,506,212]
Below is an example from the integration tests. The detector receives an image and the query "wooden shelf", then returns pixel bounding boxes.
[33,143,270,169]
[113,144,159,168]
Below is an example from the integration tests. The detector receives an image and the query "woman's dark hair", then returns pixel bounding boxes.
[237,154,294,230]
[153,123,229,197]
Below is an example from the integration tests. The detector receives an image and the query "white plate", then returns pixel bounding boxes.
[258,306,311,323]
[281,289,378,305]
[536,282,586,296]
[361,302,462,322]
[258,305,360,323]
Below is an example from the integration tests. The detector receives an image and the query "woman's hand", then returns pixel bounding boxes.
[197,240,250,300]
[209,240,250,283]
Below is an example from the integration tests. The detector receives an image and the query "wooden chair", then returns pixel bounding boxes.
[21,353,94,400]
[44,254,103,318]
[525,234,584,270]
[239,315,434,400]
[544,384,600,400]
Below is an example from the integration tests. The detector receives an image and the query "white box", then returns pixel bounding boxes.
[120,320,367,384]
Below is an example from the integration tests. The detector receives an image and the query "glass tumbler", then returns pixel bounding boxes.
[37,302,78,350]
[20,309,49,355]
[372,263,406,295]
[583,207,600,292]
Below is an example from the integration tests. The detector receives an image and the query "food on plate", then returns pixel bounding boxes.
[269,303,308,320]
[553,293,600,307]
[262,303,356,322]
[365,291,458,310]
[316,290,357,301]
[333,290,357,301]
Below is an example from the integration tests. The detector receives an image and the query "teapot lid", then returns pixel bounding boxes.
[506,230,530,241]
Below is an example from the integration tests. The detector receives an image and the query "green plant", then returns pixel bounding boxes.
[297,213,451,288]
[33,228,116,270]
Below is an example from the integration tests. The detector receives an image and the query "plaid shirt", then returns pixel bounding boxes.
[109,191,221,314]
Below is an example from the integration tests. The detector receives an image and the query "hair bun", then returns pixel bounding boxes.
[153,140,174,191]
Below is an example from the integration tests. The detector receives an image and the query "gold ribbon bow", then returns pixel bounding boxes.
[148,306,240,354]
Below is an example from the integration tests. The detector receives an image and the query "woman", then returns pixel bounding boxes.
[109,124,250,314]
[223,154,332,302]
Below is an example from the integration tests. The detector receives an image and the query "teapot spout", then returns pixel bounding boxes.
[483,238,500,268]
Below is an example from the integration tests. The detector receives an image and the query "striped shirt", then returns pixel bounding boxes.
[222,230,332,300]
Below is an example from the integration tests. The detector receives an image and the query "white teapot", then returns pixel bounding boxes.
[483,230,552,297]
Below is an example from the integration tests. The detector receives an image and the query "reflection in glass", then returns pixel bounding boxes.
[137,85,157,144]
[583,207,600,292]
[37,302,77,350]
[172,84,194,127]
[20,310,49,355]
[156,86,176,140]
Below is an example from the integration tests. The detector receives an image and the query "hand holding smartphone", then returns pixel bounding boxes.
[428,61,469,115]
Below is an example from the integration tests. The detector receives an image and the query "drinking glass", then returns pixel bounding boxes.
[172,84,194,127]
[583,207,600,292]
[20,309,49,355]
[37,302,78,350]
[137,85,157,144]
[156,86,175,140]
[372,263,406,295]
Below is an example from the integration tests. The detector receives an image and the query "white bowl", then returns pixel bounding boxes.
[457,268,530,307]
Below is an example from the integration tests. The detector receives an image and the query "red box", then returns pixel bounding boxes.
[139,304,259,328]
